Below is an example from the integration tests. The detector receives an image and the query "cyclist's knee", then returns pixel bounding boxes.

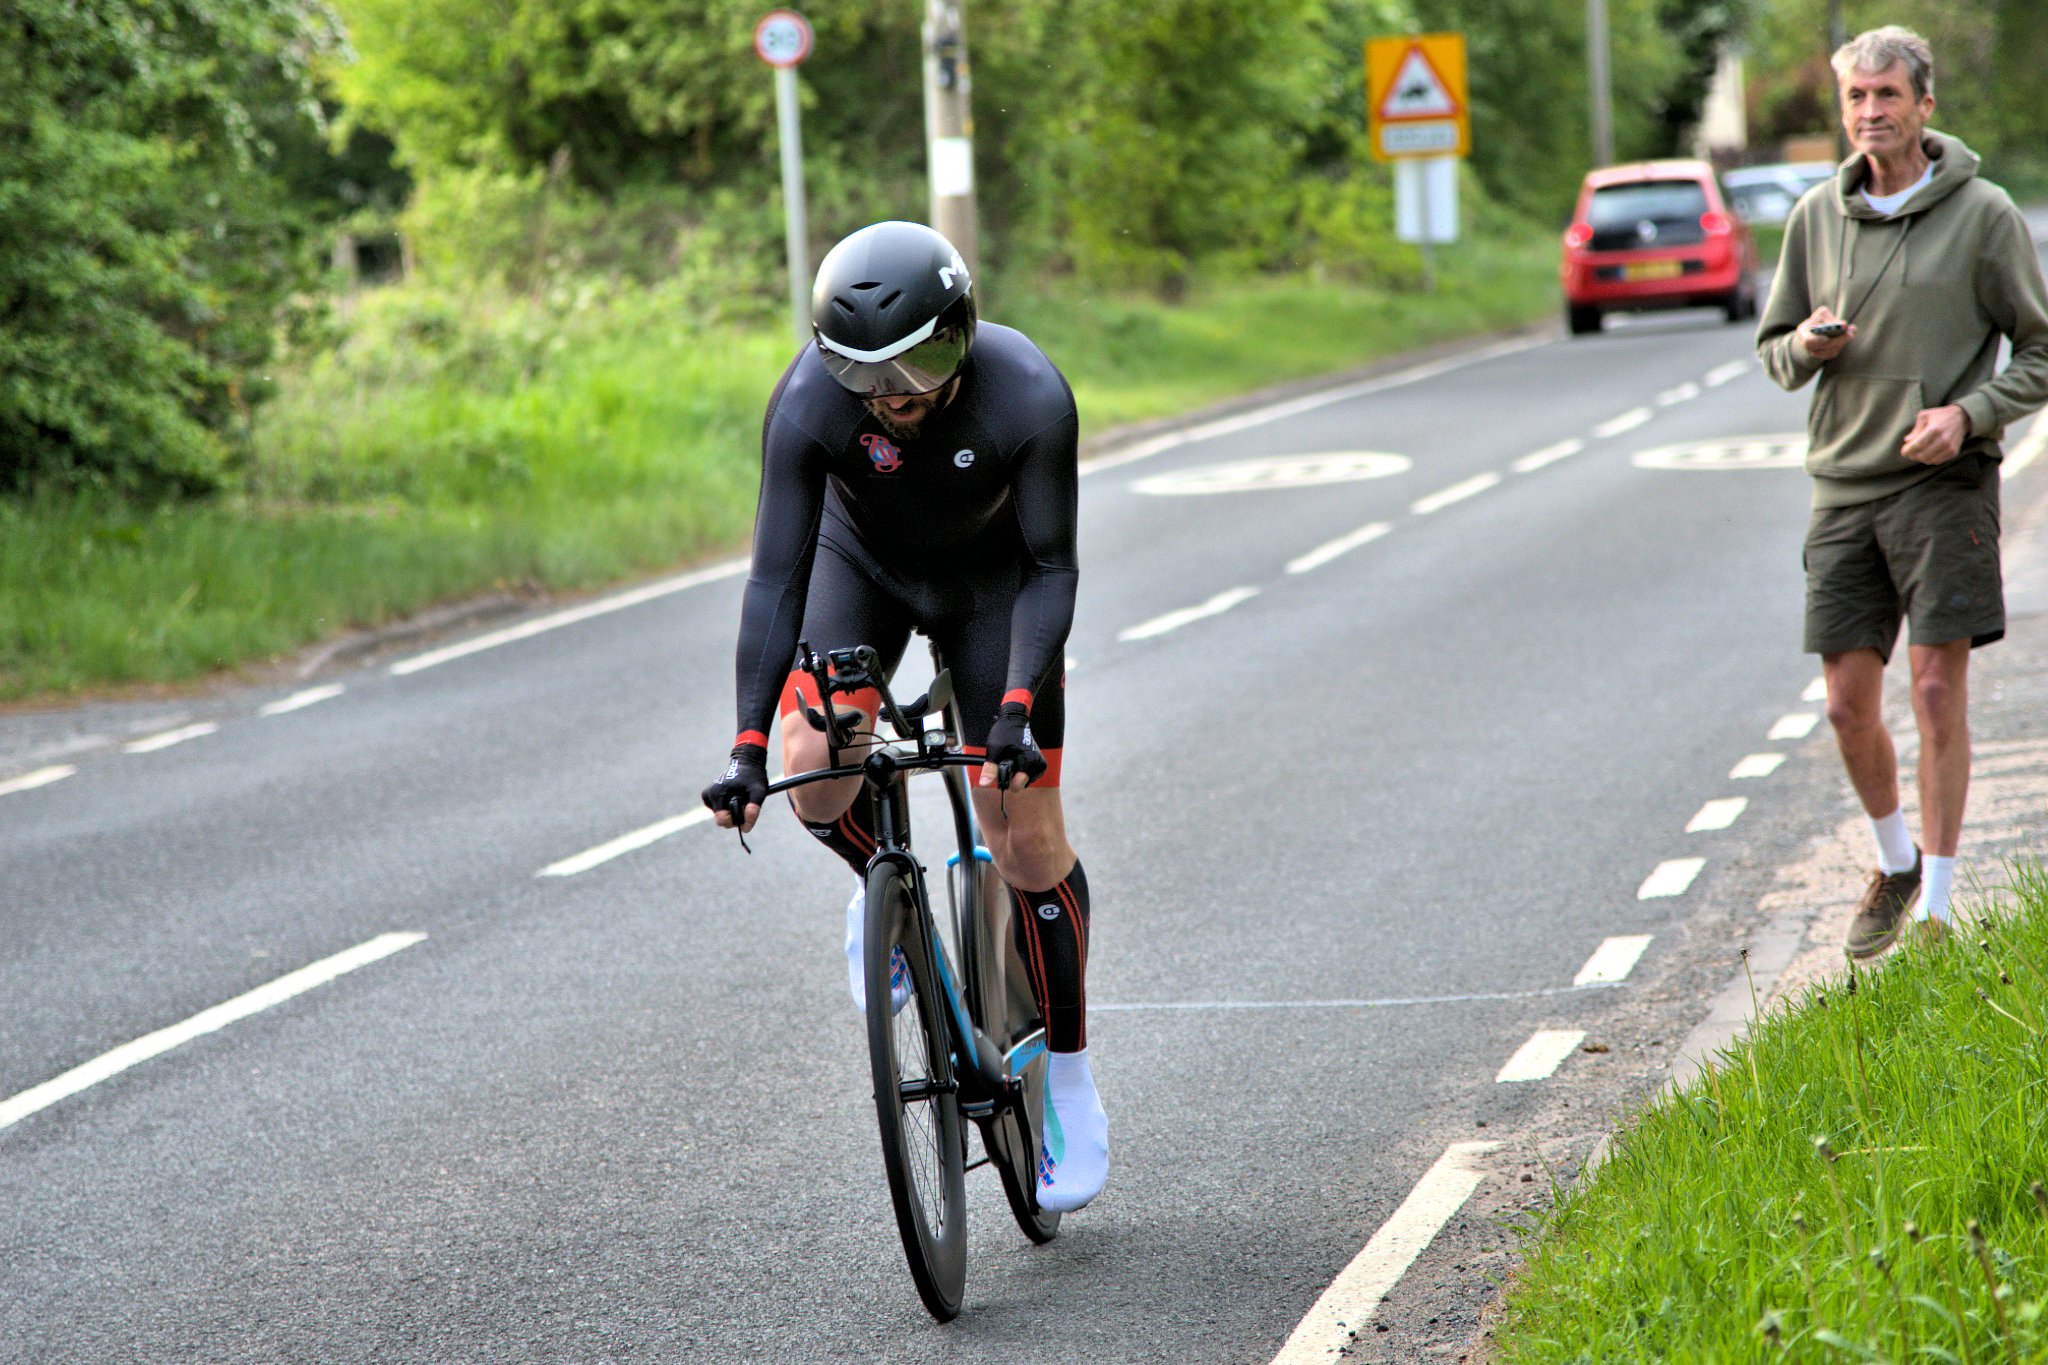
[996,823,1075,893]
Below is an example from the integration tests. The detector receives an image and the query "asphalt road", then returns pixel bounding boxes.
[6,279,2047,1363]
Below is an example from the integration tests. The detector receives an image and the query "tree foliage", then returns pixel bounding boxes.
[0,0,355,495]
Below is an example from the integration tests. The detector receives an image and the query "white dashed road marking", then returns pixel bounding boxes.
[1703,359,1748,387]
[1769,712,1821,740]
[1495,1029,1587,1083]
[539,808,716,878]
[1286,522,1392,575]
[1730,753,1787,779]
[124,723,219,754]
[0,932,427,1133]
[1574,935,1653,986]
[1802,676,1827,702]
[1512,438,1585,474]
[1593,406,1654,438]
[259,685,345,717]
[1639,857,1706,899]
[1118,587,1260,642]
[1655,382,1701,406]
[1410,472,1500,515]
[1686,797,1749,832]
[1270,1141,1499,1363]
[0,765,76,797]
[2003,414,2047,480]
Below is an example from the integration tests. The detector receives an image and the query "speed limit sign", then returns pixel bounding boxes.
[754,10,812,67]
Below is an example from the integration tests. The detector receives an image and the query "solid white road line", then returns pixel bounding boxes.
[1686,797,1749,832]
[1802,676,1827,702]
[1769,712,1821,740]
[259,685,345,717]
[1639,857,1706,899]
[1093,983,1621,1013]
[1512,438,1585,474]
[1703,359,1749,387]
[1593,406,1654,438]
[1286,522,1392,575]
[1270,1141,1499,1364]
[1730,753,1787,779]
[1496,1029,1587,1083]
[1410,472,1501,515]
[1082,336,1546,477]
[1117,586,1259,642]
[1656,382,1701,406]
[1574,935,1653,987]
[0,932,426,1134]
[539,808,716,878]
[389,558,748,676]
[0,765,77,797]
[2004,415,2048,480]
[123,723,219,754]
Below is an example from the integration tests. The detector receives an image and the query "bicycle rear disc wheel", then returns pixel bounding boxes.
[865,863,968,1320]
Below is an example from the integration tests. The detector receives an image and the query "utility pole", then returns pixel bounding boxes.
[922,0,979,274]
[1587,0,1614,167]
[1828,0,1848,160]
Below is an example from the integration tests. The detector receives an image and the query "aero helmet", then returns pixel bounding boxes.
[811,221,976,398]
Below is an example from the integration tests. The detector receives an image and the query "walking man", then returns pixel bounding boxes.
[1758,25,2048,954]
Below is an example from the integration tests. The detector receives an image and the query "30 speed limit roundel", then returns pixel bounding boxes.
[754,10,813,67]
[1132,451,1412,496]
[1630,436,1807,471]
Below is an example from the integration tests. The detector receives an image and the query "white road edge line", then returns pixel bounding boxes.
[0,765,77,797]
[1769,712,1821,740]
[1094,983,1621,1013]
[1270,1141,1500,1364]
[1639,857,1706,899]
[259,685,345,717]
[1512,438,1585,474]
[1686,797,1749,832]
[0,932,427,1134]
[123,722,219,754]
[1082,336,1546,477]
[1117,586,1259,642]
[390,558,748,676]
[1410,472,1501,515]
[540,808,716,877]
[1730,753,1787,780]
[1496,1029,1587,1083]
[1286,522,1392,575]
[1592,406,1654,438]
[1575,935,1653,987]
[1703,359,1749,387]
[2004,413,2048,480]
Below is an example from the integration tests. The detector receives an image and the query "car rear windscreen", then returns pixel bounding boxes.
[1587,180,1708,250]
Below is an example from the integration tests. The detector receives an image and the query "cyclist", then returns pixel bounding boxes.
[701,221,1107,1214]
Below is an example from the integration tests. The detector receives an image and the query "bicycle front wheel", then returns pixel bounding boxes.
[865,862,968,1320]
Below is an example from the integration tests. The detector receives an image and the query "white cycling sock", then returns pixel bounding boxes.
[844,881,911,1015]
[1915,855,1957,924]
[1038,1048,1109,1213]
[1869,809,1917,875]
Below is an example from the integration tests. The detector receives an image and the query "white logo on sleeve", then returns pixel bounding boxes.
[1036,902,1061,921]
[954,448,976,468]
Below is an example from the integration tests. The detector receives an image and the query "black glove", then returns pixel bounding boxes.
[983,702,1046,788]
[702,743,769,826]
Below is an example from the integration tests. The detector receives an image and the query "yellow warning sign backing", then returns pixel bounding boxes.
[1366,33,1469,161]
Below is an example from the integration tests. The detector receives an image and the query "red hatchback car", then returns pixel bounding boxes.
[1559,160,1760,336]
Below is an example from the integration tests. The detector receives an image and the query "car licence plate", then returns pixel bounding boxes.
[1622,261,1684,281]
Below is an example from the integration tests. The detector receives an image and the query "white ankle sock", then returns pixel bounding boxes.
[1869,809,1917,874]
[844,881,910,1014]
[1916,855,1957,923]
[1038,1049,1109,1213]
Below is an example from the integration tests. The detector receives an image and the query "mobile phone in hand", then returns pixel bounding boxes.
[1810,321,1848,338]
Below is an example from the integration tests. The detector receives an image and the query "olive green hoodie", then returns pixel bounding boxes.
[1757,130,2048,508]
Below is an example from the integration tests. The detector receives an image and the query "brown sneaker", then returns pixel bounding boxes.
[1846,850,1922,959]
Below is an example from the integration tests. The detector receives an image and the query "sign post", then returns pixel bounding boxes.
[755,10,815,344]
[1366,33,1469,289]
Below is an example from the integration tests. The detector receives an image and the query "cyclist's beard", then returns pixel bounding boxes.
[866,379,957,440]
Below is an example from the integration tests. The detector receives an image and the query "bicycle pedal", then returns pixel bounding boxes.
[959,1099,997,1119]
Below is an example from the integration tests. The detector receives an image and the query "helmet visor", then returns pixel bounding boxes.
[816,324,969,398]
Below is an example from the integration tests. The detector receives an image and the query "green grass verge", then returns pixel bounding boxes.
[1,232,1555,700]
[1491,867,2048,1363]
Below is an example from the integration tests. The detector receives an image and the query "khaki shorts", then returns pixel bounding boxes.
[1803,453,2004,660]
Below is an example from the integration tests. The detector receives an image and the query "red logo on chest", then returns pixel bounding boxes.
[859,433,904,474]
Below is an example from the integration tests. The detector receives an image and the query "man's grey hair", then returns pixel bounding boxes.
[1832,25,1934,101]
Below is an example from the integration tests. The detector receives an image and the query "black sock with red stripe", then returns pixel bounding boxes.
[798,793,880,875]
[1011,860,1091,1053]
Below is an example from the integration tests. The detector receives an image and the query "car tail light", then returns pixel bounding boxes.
[1564,223,1592,250]
[1700,211,1733,236]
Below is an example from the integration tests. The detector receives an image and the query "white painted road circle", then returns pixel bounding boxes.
[1132,451,1411,496]
[1631,435,1806,471]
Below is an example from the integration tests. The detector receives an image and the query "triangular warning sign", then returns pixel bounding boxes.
[1379,45,1458,120]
